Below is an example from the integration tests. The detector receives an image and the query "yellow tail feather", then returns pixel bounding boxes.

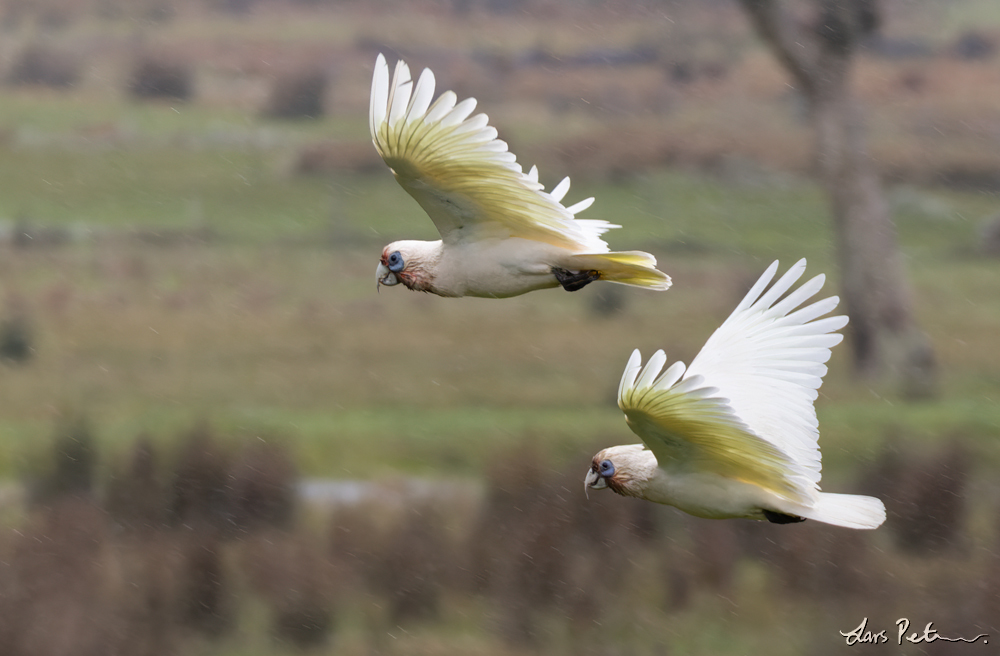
[566,252,671,291]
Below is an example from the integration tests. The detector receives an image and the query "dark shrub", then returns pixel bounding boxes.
[470,451,650,644]
[127,56,193,101]
[328,500,384,589]
[292,141,383,176]
[979,213,1000,257]
[241,531,335,648]
[7,43,81,88]
[373,502,455,624]
[30,418,97,503]
[588,284,626,317]
[952,30,997,60]
[0,498,115,656]
[105,437,168,532]
[213,0,260,15]
[228,441,297,532]
[685,517,740,593]
[894,441,970,554]
[863,437,970,555]
[329,497,457,627]
[176,534,232,636]
[262,68,327,119]
[4,426,324,655]
[168,427,233,532]
[274,600,333,649]
[0,313,33,363]
[759,522,873,599]
[10,219,71,248]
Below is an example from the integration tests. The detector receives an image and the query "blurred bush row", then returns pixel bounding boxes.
[4,41,329,119]
[0,420,997,654]
[3,7,999,190]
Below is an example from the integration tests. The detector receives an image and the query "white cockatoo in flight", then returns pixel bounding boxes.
[369,54,671,298]
[585,260,885,529]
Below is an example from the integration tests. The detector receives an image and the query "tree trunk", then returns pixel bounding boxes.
[812,85,927,384]
[740,0,937,396]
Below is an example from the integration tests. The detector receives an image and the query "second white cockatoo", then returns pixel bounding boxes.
[369,54,671,298]
[585,260,885,529]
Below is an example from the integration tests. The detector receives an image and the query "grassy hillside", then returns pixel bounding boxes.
[1,155,998,478]
[0,2,998,654]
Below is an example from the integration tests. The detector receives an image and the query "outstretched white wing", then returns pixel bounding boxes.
[617,259,847,501]
[370,54,615,251]
[686,259,847,485]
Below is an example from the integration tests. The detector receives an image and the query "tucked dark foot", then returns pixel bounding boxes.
[763,509,806,524]
[552,267,601,292]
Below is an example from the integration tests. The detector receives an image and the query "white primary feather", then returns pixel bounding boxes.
[369,56,390,136]
[386,60,412,127]
[566,198,596,215]
[440,97,478,128]
[634,350,668,390]
[423,90,457,124]
[406,68,436,122]
[617,349,644,400]
[550,177,571,202]
[653,361,686,391]
[671,373,709,397]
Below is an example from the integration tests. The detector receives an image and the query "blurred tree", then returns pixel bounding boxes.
[739,0,937,396]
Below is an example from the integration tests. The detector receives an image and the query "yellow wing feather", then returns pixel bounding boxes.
[370,55,616,251]
[619,355,811,501]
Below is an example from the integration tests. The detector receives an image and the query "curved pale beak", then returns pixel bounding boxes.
[376,262,400,291]
[584,466,607,497]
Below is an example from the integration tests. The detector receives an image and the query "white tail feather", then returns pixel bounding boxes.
[801,493,886,529]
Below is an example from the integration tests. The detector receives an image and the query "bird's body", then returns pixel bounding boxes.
[369,54,670,298]
[598,444,789,520]
[585,260,886,530]
[380,237,602,298]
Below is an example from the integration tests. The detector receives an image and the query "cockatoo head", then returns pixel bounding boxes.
[584,444,654,498]
[376,240,440,293]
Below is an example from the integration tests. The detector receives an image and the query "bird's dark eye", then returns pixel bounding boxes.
[599,459,615,476]
[387,250,404,273]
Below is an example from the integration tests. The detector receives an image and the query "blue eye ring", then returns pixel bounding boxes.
[387,250,404,273]
[599,459,614,477]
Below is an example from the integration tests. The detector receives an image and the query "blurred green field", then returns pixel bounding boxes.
[0,3,999,656]
[1,85,998,482]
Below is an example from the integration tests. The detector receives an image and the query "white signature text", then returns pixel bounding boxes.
[840,618,988,646]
